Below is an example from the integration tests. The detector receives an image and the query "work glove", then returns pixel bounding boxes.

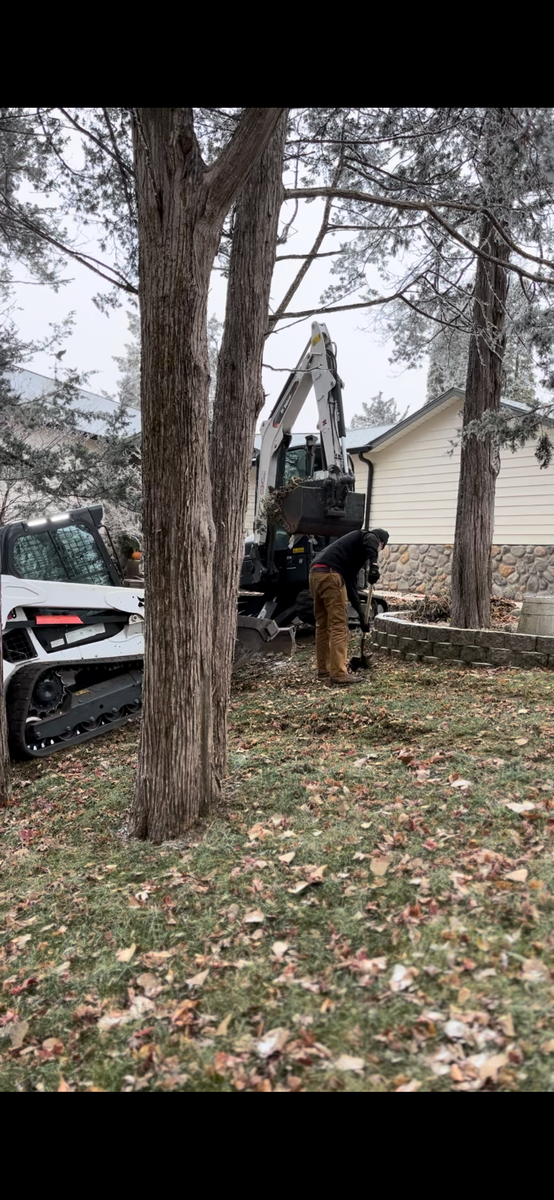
[360,619,371,634]
[368,565,380,584]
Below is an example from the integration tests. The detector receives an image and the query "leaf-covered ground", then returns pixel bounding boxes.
[2,642,554,1092]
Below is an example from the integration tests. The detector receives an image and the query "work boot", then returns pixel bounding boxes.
[317,670,330,679]
[330,673,362,687]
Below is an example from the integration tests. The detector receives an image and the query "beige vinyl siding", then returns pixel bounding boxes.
[493,444,554,543]
[352,454,370,497]
[369,404,462,543]
[368,401,554,545]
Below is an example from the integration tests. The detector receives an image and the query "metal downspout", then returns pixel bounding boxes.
[359,447,374,531]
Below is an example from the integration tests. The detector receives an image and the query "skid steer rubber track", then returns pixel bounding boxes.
[7,661,143,759]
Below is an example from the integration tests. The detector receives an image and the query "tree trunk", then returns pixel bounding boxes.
[451,213,510,628]
[129,107,284,841]
[0,581,12,806]
[210,114,287,786]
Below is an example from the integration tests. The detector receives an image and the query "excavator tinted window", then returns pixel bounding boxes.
[12,524,113,586]
[283,447,309,483]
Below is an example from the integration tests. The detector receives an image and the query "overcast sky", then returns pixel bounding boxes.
[11,195,428,432]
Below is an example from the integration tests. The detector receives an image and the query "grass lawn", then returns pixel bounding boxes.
[2,639,554,1092]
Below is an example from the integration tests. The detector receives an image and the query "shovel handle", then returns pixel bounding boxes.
[364,584,374,624]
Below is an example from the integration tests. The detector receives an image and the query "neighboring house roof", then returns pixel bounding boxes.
[8,369,142,436]
[356,387,531,454]
[251,388,535,463]
[252,425,393,460]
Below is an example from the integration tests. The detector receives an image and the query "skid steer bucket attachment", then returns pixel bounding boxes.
[279,485,364,537]
[234,616,296,669]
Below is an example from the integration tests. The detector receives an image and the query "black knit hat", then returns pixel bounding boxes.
[371,528,389,545]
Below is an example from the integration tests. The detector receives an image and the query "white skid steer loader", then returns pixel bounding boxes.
[1,505,144,759]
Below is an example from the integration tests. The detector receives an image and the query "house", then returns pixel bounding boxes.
[9,369,141,436]
[247,387,554,600]
[3,369,141,536]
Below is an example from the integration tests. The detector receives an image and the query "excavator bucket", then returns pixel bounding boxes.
[234,616,296,669]
[279,486,365,537]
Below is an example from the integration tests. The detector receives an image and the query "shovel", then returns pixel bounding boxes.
[349,585,374,672]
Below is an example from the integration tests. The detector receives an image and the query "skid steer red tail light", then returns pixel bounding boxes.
[35,615,83,626]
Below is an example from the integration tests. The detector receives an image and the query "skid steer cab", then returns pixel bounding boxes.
[1,505,145,760]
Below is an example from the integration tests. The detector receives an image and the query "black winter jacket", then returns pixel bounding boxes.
[311,530,380,612]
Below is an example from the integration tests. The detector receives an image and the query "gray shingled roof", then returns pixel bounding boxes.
[9,369,141,436]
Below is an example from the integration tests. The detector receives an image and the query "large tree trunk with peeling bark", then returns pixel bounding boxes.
[210,114,287,783]
[129,107,284,841]
[451,213,510,629]
[0,585,12,806]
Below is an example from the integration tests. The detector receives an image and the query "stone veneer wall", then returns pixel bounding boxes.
[378,543,554,600]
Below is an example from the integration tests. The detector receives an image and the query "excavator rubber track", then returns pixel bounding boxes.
[7,661,143,759]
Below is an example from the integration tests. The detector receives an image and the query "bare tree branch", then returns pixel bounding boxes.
[275,250,339,261]
[58,108,133,176]
[285,187,554,286]
[270,151,346,329]
[2,195,137,293]
[272,284,421,324]
[101,107,136,224]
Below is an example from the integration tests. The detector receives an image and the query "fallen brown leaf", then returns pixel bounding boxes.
[42,1037,64,1056]
[334,1054,364,1072]
[9,1020,29,1049]
[370,856,392,877]
[257,1028,290,1059]
[272,941,289,959]
[116,944,137,963]
[243,909,264,924]
[390,964,418,992]
[186,969,209,988]
[135,972,159,992]
[479,1052,508,1082]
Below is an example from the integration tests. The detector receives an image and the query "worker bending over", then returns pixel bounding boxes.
[309,528,389,686]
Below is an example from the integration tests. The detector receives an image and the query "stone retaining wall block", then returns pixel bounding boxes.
[450,629,480,646]
[433,642,461,660]
[511,651,548,669]
[460,645,488,662]
[475,630,507,648]
[488,648,513,666]
[536,636,554,655]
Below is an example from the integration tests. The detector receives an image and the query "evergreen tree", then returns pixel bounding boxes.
[350,391,408,428]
